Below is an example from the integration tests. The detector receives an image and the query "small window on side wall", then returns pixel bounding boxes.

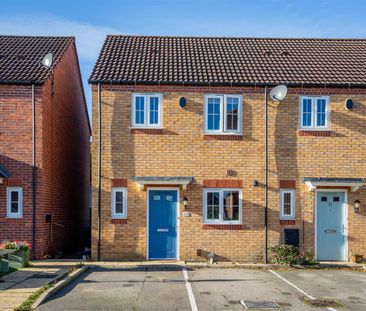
[280,189,295,220]
[6,187,23,218]
[111,188,128,219]
[132,93,162,128]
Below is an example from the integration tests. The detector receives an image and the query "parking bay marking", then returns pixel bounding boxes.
[269,269,338,311]
[182,267,198,311]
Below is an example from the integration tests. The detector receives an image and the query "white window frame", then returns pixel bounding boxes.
[111,187,128,219]
[204,94,242,134]
[131,93,163,128]
[6,187,23,218]
[203,188,242,224]
[299,96,330,130]
[280,189,295,220]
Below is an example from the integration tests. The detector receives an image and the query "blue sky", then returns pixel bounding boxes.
[1,0,365,118]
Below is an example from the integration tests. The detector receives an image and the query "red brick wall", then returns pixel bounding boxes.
[0,42,90,259]
[36,42,90,259]
[0,84,40,245]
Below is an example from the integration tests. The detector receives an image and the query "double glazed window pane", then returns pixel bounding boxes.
[302,98,312,127]
[10,191,19,213]
[206,191,220,220]
[223,191,239,221]
[149,96,159,125]
[283,192,292,215]
[135,96,145,125]
[226,97,239,131]
[115,191,124,214]
[207,98,221,130]
[316,99,326,126]
[206,190,240,222]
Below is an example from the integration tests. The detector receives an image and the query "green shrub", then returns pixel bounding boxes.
[271,245,317,265]
[271,244,299,265]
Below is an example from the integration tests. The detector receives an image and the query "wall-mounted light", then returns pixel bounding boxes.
[0,177,3,184]
[253,180,259,187]
[354,199,361,213]
[179,97,186,108]
[183,197,188,210]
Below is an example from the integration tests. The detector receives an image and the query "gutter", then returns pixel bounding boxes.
[97,82,102,261]
[88,79,366,89]
[31,84,36,259]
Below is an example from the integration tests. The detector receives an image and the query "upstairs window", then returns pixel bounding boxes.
[6,187,23,218]
[203,188,242,224]
[132,93,162,128]
[204,94,242,134]
[111,188,128,219]
[300,96,330,129]
[280,189,295,220]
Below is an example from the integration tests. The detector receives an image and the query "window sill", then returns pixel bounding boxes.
[203,224,242,230]
[298,130,331,137]
[111,219,127,224]
[131,128,163,135]
[280,219,296,225]
[204,134,243,141]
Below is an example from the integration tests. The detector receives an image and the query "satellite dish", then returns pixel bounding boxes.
[270,85,287,101]
[41,53,53,69]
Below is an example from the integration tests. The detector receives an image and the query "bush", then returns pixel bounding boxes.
[271,244,299,265]
[271,244,317,265]
[1,240,31,251]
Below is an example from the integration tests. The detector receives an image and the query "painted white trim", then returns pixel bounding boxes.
[305,180,363,192]
[280,189,295,220]
[182,267,198,311]
[131,93,163,128]
[111,187,128,219]
[6,187,23,219]
[204,94,243,134]
[299,95,330,130]
[135,179,192,190]
[202,188,242,225]
[314,189,348,261]
[146,187,180,260]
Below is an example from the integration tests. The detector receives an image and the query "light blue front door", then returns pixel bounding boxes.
[316,192,346,261]
[148,190,178,259]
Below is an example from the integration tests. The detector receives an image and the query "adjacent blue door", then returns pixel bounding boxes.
[316,192,346,261]
[148,190,178,259]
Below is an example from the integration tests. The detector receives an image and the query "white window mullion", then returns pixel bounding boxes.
[146,95,150,126]
[312,98,317,129]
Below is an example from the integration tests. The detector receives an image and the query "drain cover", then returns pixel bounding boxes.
[240,300,280,309]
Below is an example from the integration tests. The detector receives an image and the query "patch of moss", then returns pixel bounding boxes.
[14,284,52,311]
[300,296,344,308]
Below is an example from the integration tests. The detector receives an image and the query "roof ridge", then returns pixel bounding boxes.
[105,34,366,41]
[0,35,75,39]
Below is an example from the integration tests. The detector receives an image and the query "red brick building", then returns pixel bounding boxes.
[0,36,90,259]
[90,36,366,262]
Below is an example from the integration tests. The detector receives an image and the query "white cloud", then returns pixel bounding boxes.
[0,13,118,61]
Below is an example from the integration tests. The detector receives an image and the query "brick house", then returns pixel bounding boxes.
[0,36,90,259]
[90,35,366,262]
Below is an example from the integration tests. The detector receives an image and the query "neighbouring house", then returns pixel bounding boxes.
[89,35,366,262]
[0,36,90,259]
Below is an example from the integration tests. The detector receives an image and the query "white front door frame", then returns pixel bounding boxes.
[314,189,348,261]
[146,187,180,260]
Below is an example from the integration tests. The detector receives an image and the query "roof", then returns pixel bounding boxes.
[0,165,10,178]
[89,35,366,87]
[0,36,74,84]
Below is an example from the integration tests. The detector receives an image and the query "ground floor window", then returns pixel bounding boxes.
[203,188,242,224]
[111,188,128,219]
[6,187,23,218]
[280,189,295,219]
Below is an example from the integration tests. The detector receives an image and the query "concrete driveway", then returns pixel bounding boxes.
[37,265,366,311]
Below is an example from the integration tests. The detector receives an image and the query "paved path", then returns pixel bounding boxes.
[36,265,366,311]
[0,260,79,311]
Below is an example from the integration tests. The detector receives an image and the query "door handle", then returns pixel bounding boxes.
[157,228,169,232]
[324,229,337,233]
